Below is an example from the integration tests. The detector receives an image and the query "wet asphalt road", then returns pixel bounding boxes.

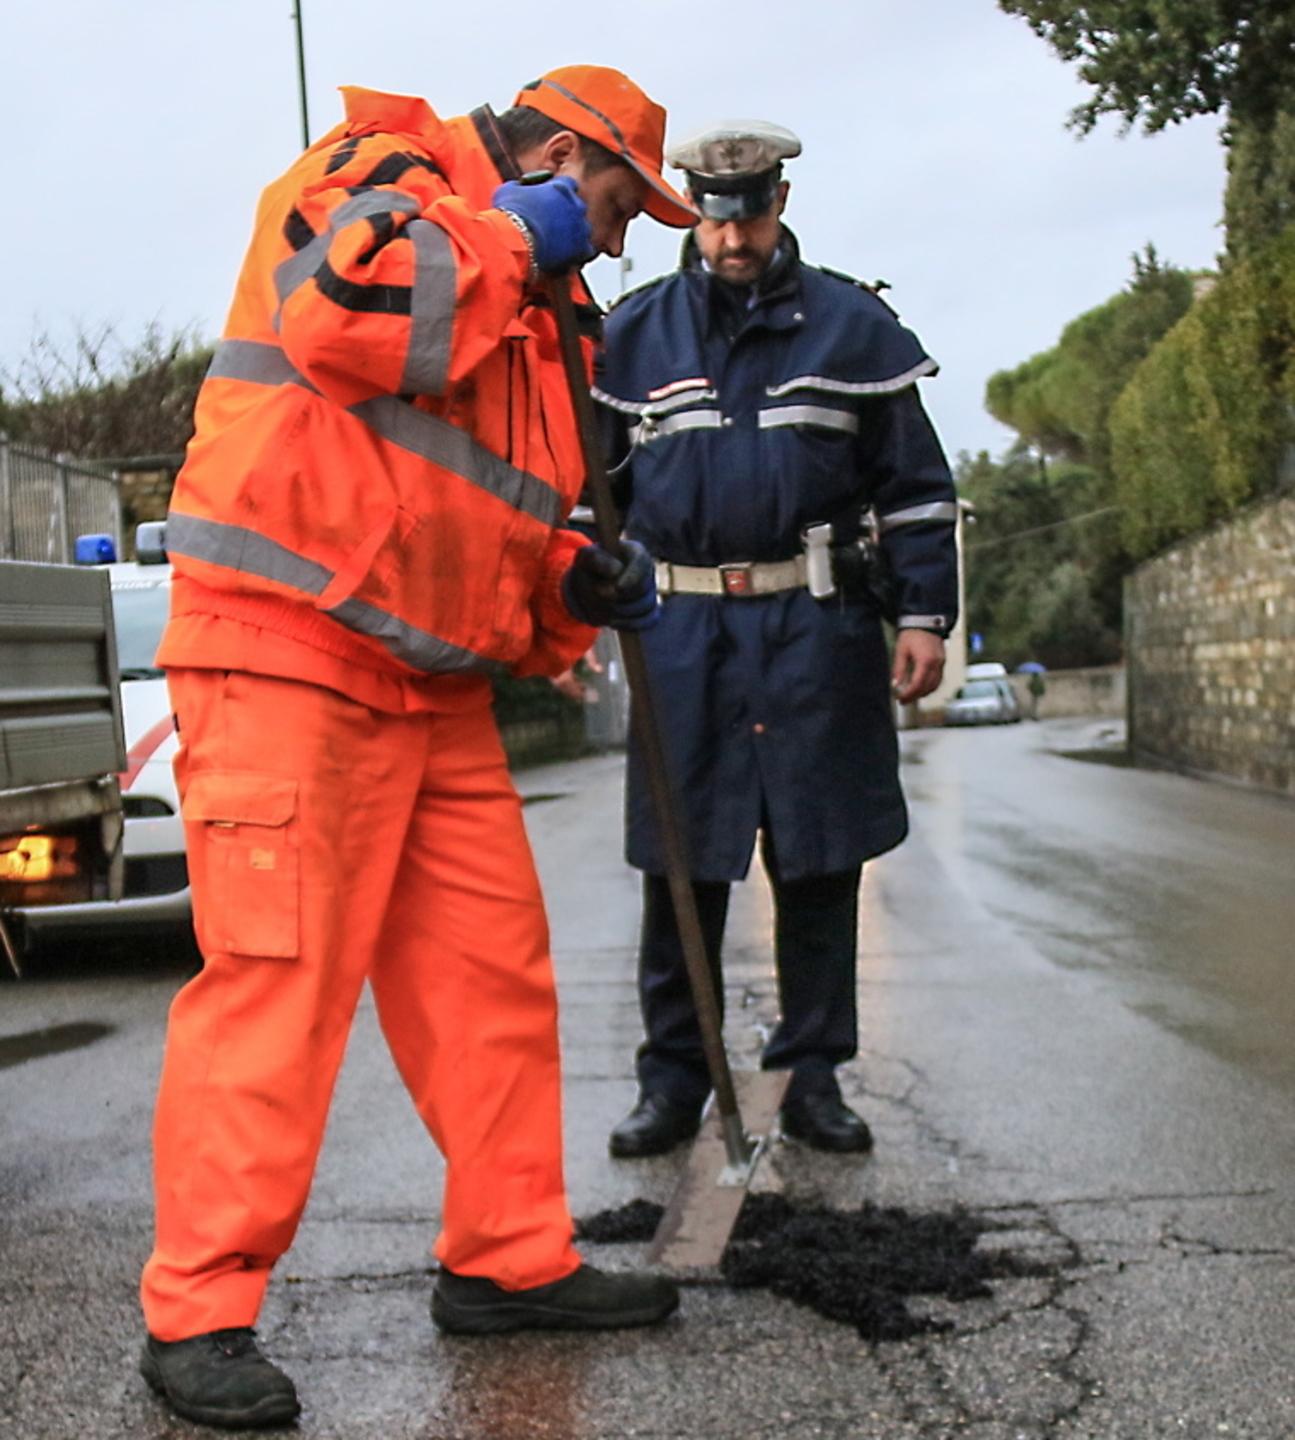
[1,717,1292,1439]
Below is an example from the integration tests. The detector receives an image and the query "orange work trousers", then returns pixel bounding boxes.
[140,668,580,1342]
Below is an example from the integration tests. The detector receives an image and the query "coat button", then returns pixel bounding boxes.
[752,722,766,735]
[722,416,734,427]
[793,312,804,322]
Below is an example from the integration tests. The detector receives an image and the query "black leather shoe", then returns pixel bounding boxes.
[780,1093,874,1153]
[140,1327,300,1429]
[608,1093,702,1157]
[432,1263,679,1334]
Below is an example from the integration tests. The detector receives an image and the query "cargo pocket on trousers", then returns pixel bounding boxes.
[183,772,300,959]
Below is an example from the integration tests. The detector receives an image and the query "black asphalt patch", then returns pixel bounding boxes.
[577,1195,1064,1342]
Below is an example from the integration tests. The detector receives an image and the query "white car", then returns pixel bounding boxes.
[944,677,1023,727]
[16,538,189,944]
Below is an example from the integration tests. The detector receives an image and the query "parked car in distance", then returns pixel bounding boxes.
[14,525,189,947]
[944,676,1022,727]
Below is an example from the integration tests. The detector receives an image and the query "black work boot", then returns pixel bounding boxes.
[140,1327,300,1430]
[432,1263,679,1335]
[780,1093,874,1153]
[608,1093,702,1157]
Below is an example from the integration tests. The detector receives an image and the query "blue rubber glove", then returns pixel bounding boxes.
[562,540,659,631]
[492,176,593,273]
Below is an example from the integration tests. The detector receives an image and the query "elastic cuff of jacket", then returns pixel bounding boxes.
[482,208,538,289]
[897,615,952,638]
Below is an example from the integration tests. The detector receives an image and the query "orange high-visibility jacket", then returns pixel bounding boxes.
[162,88,596,695]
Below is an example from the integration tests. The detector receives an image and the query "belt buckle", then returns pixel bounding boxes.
[719,562,753,596]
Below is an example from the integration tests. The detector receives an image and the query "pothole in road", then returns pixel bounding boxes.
[577,1195,1076,1342]
[0,1021,114,1070]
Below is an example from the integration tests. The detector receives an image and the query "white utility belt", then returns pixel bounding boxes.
[655,556,809,598]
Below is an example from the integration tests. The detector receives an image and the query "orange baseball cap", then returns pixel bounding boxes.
[513,65,698,228]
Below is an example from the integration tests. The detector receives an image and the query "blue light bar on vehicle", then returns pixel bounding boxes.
[74,533,117,565]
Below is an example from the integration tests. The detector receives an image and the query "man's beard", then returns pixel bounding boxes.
[715,248,762,276]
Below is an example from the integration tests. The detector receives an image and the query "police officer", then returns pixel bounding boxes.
[596,121,958,1156]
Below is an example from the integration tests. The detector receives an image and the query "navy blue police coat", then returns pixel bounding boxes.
[596,233,959,883]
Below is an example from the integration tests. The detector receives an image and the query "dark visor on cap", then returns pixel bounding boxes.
[688,170,780,221]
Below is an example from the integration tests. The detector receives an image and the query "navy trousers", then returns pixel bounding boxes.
[634,839,862,1110]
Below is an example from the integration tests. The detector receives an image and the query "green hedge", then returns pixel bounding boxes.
[492,673,590,769]
[1110,226,1295,557]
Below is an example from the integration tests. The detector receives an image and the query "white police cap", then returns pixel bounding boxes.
[665,120,802,179]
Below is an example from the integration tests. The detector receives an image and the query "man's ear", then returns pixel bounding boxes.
[539,129,581,173]
[775,180,790,217]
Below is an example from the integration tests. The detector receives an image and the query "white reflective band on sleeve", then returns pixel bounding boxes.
[765,359,939,398]
[400,219,456,396]
[897,615,948,632]
[758,405,859,434]
[273,189,422,305]
[878,502,960,530]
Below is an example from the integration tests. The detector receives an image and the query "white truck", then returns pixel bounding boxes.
[0,556,126,975]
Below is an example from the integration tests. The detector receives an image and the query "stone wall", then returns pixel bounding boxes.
[119,469,177,554]
[1005,666,1125,719]
[1124,494,1295,796]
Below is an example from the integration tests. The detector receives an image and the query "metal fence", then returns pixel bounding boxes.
[0,435,121,563]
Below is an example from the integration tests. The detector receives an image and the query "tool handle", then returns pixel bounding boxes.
[544,276,746,1143]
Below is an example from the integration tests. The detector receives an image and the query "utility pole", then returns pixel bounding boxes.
[291,1,311,151]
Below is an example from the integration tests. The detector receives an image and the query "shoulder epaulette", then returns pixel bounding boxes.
[607,270,674,311]
[812,264,902,319]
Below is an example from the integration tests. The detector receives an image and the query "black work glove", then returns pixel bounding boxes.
[561,540,659,630]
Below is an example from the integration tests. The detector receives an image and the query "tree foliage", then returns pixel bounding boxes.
[0,323,212,461]
[1224,108,1295,261]
[998,2,1295,135]
[984,247,1195,469]
[957,446,1123,668]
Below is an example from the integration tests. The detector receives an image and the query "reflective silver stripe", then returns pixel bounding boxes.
[631,410,725,442]
[591,386,653,416]
[327,597,501,676]
[165,512,500,676]
[897,615,948,632]
[273,189,422,304]
[591,386,718,417]
[878,502,959,531]
[206,339,313,388]
[351,396,562,526]
[650,388,719,416]
[199,339,559,527]
[758,404,859,434]
[400,219,456,396]
[165,512,332,596]
[765,359,938,398]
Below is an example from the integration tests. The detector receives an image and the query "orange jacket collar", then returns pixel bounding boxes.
[339,86,445,149]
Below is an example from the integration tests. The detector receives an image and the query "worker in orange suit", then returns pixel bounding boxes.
[137,65,697,1431]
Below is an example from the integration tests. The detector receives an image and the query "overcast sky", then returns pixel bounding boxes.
[2,1,1226,461]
